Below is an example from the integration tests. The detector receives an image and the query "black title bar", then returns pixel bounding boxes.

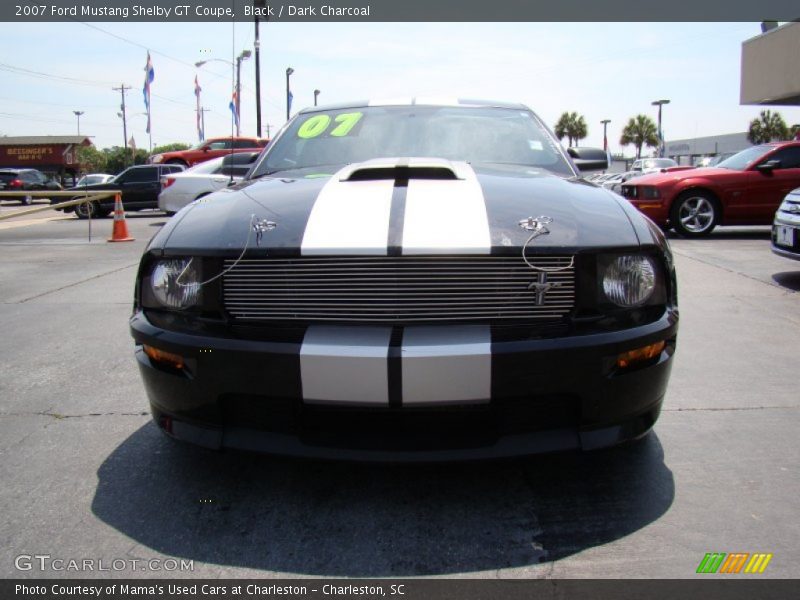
[3,0,800,22]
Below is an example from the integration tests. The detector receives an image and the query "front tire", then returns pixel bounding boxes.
[670,191,719,237]
[21,194,33,206]
[166,159,187,168]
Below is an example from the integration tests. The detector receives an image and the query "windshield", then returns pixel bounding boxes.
[252,105,574,178]
[187,158,225,174]
[715,145,772,170]
[641,159,675,169]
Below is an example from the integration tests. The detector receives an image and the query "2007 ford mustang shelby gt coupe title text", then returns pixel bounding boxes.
[130,99,678,460]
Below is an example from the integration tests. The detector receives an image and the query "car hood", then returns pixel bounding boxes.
[150,160,644,256]
[630,166,732,186]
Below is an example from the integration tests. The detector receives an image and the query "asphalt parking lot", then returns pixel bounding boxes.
[0,200,798,579]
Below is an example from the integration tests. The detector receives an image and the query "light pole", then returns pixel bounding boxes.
[196,52,251,137]
[73,111,84,135]
[286,67,294,121]
[600,119,611,152]
[651,99,670,157]
[314,89,320,106]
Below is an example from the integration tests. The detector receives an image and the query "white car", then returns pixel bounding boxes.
[158,152,258,215]
[74,173,114,187]
[631,157,678,174]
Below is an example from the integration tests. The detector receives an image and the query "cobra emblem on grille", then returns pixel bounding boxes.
[527,272,562,306]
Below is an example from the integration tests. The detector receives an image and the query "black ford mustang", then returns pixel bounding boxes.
[130,99,678,461]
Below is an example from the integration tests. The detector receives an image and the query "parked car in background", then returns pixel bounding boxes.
[631,158,679,174]
[57,164,184,218]
[74,173,114,187]
[621,141,800,236]
[606,171,644,194]
[772,187,800,261]
[149,137,268,168]
[0,168,62,205]
[158,152,259,215]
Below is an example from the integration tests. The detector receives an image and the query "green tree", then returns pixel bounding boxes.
[75,145,106,173]
[620,115,659,158]
[747,110,788,144]
[102,146,149,175]
[554,111,588,147]
[151,142,190,155]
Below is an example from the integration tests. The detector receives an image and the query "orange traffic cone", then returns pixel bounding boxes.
[107,193,135,242]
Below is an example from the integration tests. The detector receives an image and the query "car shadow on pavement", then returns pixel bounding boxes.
[91,422,674,576]
[772,271,800,291]
[665,227,771,241]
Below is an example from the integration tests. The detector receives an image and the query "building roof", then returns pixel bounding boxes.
[0,136,93,146]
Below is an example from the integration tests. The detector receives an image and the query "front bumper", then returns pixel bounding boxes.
[771,215,800,261]
[130,310,678,461]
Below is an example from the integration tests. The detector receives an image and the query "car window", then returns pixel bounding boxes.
[764,146,800,169]
[232,140,255,149]
[207,141,229,150]
[716,145,773,170]
[124,168,157,183]
[254,105,574,178]
[162,165,185,174]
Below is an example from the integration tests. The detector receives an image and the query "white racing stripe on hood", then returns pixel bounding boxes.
[301,172,394,255]
[402,163,491,254]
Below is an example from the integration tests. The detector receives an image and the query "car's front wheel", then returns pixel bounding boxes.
[166,159,187,168]
[74,200,100,219]
[670,191,719,237]
[21,194,33,206]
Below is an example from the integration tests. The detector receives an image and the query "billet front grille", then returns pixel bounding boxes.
[222,255,575,323]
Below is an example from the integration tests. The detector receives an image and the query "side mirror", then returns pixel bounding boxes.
[568,147,609,173]
[756,159,780,173]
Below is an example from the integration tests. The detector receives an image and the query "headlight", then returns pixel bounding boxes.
[641,186,661,199]
[150,258,201,309]
[602,255,656,307]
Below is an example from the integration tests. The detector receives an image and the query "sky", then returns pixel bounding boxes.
[1,21,799,156]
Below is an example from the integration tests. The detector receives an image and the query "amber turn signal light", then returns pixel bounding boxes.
[143,345,184,370]
[617,340,665,369]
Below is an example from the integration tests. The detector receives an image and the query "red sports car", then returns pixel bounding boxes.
[150,136,268,168]
[620,141,800,236]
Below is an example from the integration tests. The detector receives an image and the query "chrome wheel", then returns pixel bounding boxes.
[672,192,718,237]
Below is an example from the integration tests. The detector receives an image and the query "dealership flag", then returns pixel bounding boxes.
[229,89,239,131]
[194,75,204,141]
[143,51,154,134]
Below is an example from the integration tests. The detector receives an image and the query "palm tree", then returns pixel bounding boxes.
[554,112,588,147]
[619,115,659,158]
[747,110,788,144]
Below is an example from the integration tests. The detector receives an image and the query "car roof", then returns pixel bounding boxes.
[298,98,529,114]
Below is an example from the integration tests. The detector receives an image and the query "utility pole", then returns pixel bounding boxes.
[265,123,272,138]
[200,107,210,140]
[112,84,132,166]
